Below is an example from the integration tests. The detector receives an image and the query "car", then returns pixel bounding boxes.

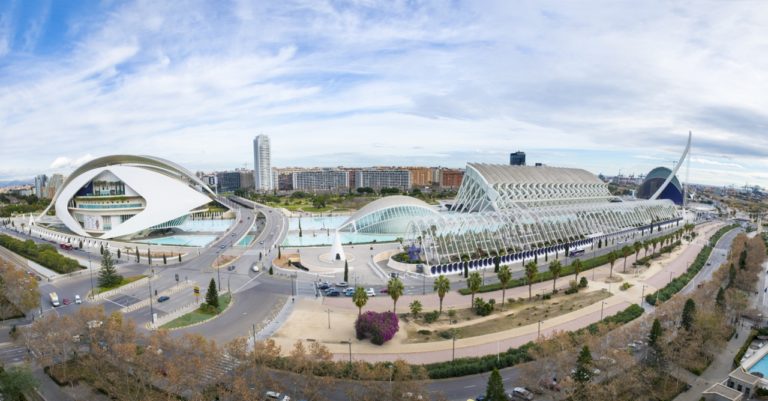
[219,245,226,249]
[344,288,355,297]
[474,395,487,401]
[336,281,348,287]
[157,296,170,302]
[380,288,389,294]
[509,387,534,400]
[252,264,260,272]
[324,289,341,297]
[62,298,71,305]
[318,283,330,290]
[265,391,290,401]
[365,288,376,297]
[74,295,82,304]
[227,265,236,271]
[259,241,264,245]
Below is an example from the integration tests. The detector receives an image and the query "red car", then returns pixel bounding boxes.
[379,288,389,294]
[62,298,71,305]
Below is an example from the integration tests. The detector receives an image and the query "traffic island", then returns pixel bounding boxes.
[159,293,232,330]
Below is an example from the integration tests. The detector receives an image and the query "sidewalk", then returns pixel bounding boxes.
[673,324,751,401]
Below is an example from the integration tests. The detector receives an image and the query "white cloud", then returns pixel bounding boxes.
[1,1,768,187]
[49,154,93,170]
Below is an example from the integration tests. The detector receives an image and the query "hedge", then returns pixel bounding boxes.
[645,225,738,306]
[423,303,645,379]
[0,234,83,274]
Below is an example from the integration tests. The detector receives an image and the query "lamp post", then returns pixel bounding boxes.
[537,320,542,339]
[452,330,457,362]
[326,308,331,329]
[600,301,606,320]
[641,285,647,306]
[88,253,95,300]
[340,339,352,365]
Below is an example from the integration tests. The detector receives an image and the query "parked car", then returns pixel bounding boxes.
[265,391,290,401]
[510,387,535,400]
[318,283,330,290]
[324,289,341,297]
[74,295,82,304]
[251,263,260,272]
[219,245,226,249]
[365,288,376,297]
[227,265,236,271]
[344,288,355,297]
[336,282,348,287]
[380,288,389,294]
[157,296,170,303]
[62,298,71,305]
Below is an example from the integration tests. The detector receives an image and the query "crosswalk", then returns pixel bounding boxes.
[0,341,28,366]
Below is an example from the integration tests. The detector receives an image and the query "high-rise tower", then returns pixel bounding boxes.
[253,135,272,191]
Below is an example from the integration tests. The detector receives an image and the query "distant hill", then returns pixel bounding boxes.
[0,179,33,188]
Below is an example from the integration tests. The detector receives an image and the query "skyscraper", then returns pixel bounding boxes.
[253,135,272,191]
[510,151,526,166]
[34,174,47,198]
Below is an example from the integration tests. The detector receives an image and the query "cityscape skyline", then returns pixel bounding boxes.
[1,2,767,187]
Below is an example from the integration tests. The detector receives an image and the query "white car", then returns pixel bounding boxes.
[74,295,82,304]
[365,288,376,297]
[252,263,260,272]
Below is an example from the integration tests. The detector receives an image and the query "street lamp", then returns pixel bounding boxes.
[326,308,331,329]
[537,320,542,339]
[600,301,606,320]
[451,330,457,362]
[641,285,647,306]
[340,339,352,365]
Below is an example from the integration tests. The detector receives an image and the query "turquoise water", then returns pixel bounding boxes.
[135,235,217,247]
[237,235,255,247]
[282,232,398,247]
[749,353,768,377]
[176,219,233,232]
[289,216,348,231]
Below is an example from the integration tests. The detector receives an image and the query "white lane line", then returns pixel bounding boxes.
[233,272,264,294]
[463,385,476,389]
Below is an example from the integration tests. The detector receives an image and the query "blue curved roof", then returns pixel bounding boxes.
[637,167,683,205]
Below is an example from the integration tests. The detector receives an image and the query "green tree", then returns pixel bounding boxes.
[409,299,422,318]
[493,256,500,273]
[99,243,104,255]
[485,367,506,401]
[739,249,747,270]
[278,246,282,259]
[643,240,650,257]
[206,278,219,309]
[178,253,182,263]
[716,287,726,309]
[524,261,538,301]
[97,251,122,288]
[352,286,368,316]
[135,246,139,262]
[0,365,38,401]
[728,263,736,286]
[268,265,273,275]
[344,260,349,282]
[572,345,593,383]
[463,263,468,278]
[607,251,617,278]
[549,260,562,292]
[434,275,451,315]
[467,271,482,307]
[387,277,404,314]
[572,258,582,283]
[649,318,662,348]
[633,241,642,264]
[681,298,696,331]
[497,265,512,309]
[621,245,632,273]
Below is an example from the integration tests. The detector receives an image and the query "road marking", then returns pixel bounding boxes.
[463,385,476,389]
[233,272,264,294]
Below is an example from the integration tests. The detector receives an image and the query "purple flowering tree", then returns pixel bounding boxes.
[355,311,399,345]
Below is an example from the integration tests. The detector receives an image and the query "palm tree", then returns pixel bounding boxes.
[621,246,632,273]
[549,260,562,292]
[352,287,368,317]
[524,261,538,301]
[633,242,642,265]
[467,271,482,308]
[607,251,617,278]
[572,259,582,283]
[497,265,512,309]
[387,277,404,314]
[643,240,650,258]
[434,275,451,315]
[651,238,658,254]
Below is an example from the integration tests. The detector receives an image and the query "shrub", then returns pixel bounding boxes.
[619,282,632,291]
[438,330,453,339]
[0,234,82,274]
[564,287,578,295]
[417,329,431,335]
[424,310,440,324]
[473,297,495,316]
[424,343,534,379]
[578,277,588,288]
[355,311,399,345]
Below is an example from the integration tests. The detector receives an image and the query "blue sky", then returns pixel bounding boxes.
[0,1,767,187]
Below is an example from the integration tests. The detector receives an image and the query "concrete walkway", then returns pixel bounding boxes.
[673,324,751,401]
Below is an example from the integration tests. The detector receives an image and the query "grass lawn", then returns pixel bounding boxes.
[160,293,232,329]
[405,290,610,343]
[95,274,147,294]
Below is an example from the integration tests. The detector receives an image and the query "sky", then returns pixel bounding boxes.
[0,1,767,188]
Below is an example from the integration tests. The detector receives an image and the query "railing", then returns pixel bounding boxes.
[71,203,143,209]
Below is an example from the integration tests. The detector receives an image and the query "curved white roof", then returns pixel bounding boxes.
[468,163,603,185]
[48,155,214,239]
[338,195,438,233]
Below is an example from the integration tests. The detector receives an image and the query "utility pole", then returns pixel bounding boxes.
[600,301,606,320]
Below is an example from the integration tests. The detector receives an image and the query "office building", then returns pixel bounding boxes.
[253,135,272,191]
[438,168,464,189]
[34,174,47,198]
[45,174,64,199]
[510,151,526,166]
[216,171,242,193]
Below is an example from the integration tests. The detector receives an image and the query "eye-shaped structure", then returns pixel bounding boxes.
[42,155,216,240]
